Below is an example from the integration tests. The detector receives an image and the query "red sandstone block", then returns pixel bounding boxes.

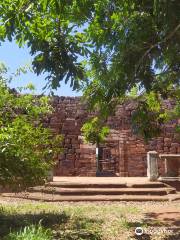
[58,153,66,160]
[157,144,164,150]
[62,125,76,131]
[165,133,173,138]
[79,160,96,165]
[65,138,71,144]
[170,147,177,153]
[158,150,164,153]
[50,123,62,129]
[71,139,78,144]
[66,154,75,161]
[157,137,164,141]
[163,147,169,153]
[173,133,180,141]
[60,161,74,168]
[77,109,86,115]
[136,143,145,148]
[111,149,117,155]
[50,128,57,134]
[80,144,96,149]
[149,141,157,147]
[165,127,174,133]
[171,143,179,148]
[67,134,78,139]
[50,117,58,123]
[79,153,94,158]
[128,146,137,151]
[135,148,146,153]
[80,148,95,154]
[71,144,79,149]
[76,149,81,153]
[164,142,171,147]
[177,147,180,153]
[68,149,75,154]
[164,137,171,142]
[64,143,72,148]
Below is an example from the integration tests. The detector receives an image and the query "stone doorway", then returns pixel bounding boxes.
[96,141,119,177]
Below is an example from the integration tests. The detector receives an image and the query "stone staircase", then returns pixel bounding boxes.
[2,180,179,202]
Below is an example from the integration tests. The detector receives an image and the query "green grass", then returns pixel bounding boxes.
[0,203,103,240]
[0,202,179,240]
[5,223,52,240]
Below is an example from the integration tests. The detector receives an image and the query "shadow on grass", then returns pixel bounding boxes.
[0,211,102,240]
[131,232,180,240]
[125,214,180,240]
[163,233,180,240]
[54,216,103,240]
[133,234,151,240]
[144,212,180,227]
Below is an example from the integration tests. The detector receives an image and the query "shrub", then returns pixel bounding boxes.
[5,223,53,240]
[0,63,62,188]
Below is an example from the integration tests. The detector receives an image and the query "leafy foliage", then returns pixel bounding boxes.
[165,97,180,137]
[131,99,162,141]
[0,0,93,90]
[0,1,179,140]
[0,64,62,188]
[81,117,109,145]
[81,0,180,140]
[131,88,180,140]
[1,1,179,92]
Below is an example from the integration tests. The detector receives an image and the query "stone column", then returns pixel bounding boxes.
[119,139,128,176]
[147,151,159,181]
[96,146,100,173]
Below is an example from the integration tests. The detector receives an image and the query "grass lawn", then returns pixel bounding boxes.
[0,199,179,240]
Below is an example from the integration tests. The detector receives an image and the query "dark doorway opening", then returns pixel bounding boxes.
[96,146,116,177]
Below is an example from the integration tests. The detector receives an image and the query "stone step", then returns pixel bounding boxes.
[2,192,177,202]
[128,183,167,188]
[159,177,180,181]
[45,182,127,188]
[96,171,116,177]
[45,181,167,189]
[29,187,176,196]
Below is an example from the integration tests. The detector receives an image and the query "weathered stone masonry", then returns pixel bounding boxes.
[45,97,180,177]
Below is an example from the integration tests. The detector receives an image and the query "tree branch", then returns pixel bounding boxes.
[135,24,180,76]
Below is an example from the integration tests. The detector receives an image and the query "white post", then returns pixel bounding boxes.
[147,151,158,181]
[47,169,53,182]
[96,147,99,173]
[164,158,168,176]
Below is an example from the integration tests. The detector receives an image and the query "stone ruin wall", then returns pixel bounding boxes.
[44,96,180,177]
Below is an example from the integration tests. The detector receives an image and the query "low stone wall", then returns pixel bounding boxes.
[45,97,179,177]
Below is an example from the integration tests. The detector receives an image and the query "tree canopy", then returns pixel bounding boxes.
[0,0,179,140]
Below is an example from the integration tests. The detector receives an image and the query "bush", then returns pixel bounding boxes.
[0,63,62,188]
[5,223,53,240]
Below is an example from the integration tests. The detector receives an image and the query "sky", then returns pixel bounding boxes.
[0,41,82,96]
